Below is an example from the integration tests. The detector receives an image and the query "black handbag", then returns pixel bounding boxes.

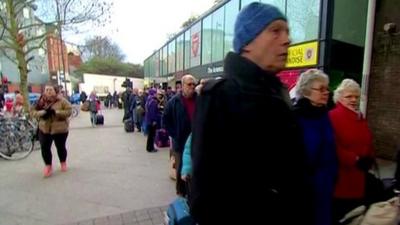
[364,172,385,206]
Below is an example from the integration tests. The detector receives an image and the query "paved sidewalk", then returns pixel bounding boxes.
[0,108,176,225]
[60,206,168,225]
[0,107,397,225]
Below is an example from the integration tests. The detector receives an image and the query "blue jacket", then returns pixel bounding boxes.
[163,93,196,153]
[294,98,338,225]
[181,134,192,177]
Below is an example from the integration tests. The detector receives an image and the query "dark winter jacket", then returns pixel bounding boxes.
[294,98,338,225]
[145,96,159,126]
[189,52,312,225]
[163,93,196,153]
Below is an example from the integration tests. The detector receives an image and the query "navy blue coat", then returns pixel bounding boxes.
[294,98,338,225]
[163,93,195,153]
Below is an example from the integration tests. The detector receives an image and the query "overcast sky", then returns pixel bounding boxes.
[65,0,216,64]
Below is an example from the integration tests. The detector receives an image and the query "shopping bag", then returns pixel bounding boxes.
[361,197,399,225]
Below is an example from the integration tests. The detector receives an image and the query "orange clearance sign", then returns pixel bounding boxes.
[191,33,199,57]
[285,41,318,68]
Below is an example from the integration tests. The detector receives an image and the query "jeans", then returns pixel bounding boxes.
[90,112,97,125]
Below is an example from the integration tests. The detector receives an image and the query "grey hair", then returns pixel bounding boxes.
[181,74,196,84]
[333,79,361,103]
[295,69,329,99]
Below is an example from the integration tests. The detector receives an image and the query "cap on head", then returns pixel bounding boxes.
[233,2,286,53]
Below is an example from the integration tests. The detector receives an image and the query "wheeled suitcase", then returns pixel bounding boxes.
[124,119,135,132]
[155,129,170,148]
[96,114,104,125]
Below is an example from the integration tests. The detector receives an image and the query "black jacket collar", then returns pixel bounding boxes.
[224,52,284,96]
[293,98,328,118]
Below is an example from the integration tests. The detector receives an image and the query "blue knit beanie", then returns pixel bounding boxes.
[233,2,286,53]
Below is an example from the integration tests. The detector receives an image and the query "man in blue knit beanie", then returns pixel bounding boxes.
[190,2,311,225]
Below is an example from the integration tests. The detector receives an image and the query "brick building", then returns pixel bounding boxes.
[46,25,69,85]
[367,0,400,159]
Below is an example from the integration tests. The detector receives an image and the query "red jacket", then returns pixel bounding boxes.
[329,102,374,199]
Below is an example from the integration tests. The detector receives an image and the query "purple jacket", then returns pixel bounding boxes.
[145,96,159,126]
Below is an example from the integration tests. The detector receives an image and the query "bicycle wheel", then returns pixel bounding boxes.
[0,118,35,160]
[69,105,79,119]
[71,107,79,118]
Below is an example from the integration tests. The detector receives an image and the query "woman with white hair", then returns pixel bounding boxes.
[329,79,374,223]
[293,69,338,225]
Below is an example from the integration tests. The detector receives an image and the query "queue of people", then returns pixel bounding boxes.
[164,2,384,225]
[0,2,390,224]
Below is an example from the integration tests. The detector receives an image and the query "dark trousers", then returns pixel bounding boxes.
[394,149,400,189]
[136,121,142,132]
[146,124,157,151]
[38,131,68,165]
[332,198,364,225]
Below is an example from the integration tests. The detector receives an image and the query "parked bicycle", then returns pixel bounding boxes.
[0,114,36,160]
[70,104,80,118]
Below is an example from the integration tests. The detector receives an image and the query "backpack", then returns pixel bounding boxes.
[165,197,196,225]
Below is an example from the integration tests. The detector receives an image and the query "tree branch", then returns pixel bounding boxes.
[63,0,75,22]
[19,22,46,31]
[0,43,16,51]
[0,14,12,35]
[25,35,48,55]
[1,36,19,50]
[0,47,18,65]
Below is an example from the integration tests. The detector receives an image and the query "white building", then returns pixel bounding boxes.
[80,73,144,97]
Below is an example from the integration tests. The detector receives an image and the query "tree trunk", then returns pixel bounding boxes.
[16,50,30,114]
[6,0,30,115]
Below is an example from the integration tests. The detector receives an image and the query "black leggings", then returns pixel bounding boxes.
[38,131,69,165]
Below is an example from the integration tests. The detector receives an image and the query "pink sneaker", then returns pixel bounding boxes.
[43,165,52,177]
[60,162,67,172]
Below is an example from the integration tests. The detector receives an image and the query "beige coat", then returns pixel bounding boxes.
[31,98,72,134]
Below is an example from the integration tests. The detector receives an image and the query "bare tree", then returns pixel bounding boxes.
[0,0,112,111]
[82,36,125,61]
[181,15,199,29]
[0,0,48,112]
[37,0,112,91]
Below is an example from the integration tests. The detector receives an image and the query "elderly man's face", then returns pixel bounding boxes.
[243,20,290,72]
[182,78,196,98]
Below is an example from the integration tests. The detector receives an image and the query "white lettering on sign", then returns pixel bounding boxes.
[207,66,224,74]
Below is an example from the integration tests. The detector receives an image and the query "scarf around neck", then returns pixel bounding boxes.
[294,97,328,118]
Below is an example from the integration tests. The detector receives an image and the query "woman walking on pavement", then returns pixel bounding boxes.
[31,84,72,177]
[88,90,99,127]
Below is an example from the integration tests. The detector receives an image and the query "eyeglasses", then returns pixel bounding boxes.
[311,87,330,93]
[185,83,196,86]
